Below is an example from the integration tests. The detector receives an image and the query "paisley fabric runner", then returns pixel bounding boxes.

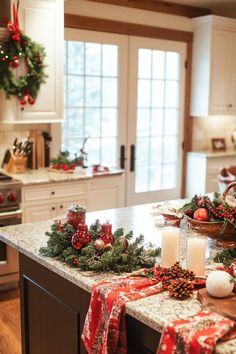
[81,275,164,354]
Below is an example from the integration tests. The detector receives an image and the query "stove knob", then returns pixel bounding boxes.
[7,191,17,203]
[0,194,4,204]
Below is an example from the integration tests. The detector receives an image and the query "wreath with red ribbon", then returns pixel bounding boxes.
[0,4,47,105]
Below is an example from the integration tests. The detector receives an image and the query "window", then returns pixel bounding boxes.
[63,39,119,167]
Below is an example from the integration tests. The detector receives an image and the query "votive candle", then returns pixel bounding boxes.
[187,236,206,276]
[161,228,180,268]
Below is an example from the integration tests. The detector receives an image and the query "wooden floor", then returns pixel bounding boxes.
[0,289,21,354]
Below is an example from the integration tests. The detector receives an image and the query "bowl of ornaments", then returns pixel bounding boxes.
[179,182,236,247]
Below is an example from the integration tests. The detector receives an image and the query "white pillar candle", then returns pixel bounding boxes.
[187,236,206,276]
[161,228,179,268]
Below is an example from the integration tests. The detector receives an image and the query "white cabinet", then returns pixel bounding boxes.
[87,174,125,212]
[0,0,63,124]
[22,181,87,223]
[186,152,236,197]
[21,173,125,223]
[191,16,236,117]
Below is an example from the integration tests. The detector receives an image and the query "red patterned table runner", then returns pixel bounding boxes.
[82,275,163,354]
[157,310,236,354]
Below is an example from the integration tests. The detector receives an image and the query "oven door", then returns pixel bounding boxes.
[0,209,22,285]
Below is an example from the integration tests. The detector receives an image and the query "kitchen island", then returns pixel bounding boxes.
[0,204,235,354]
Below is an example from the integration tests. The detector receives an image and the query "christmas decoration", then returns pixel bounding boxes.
[179,192,236,235]
[50,151,78,172]
[40,217,161,273]
[168,278,194,299]
[100,221,115,245]
[66,204,86,229]
[193,208,210,221]
[93,239,105,251]
[167,261,195,281]
[206,270,234,298]
[0,4,47,104]
[214,248,236,267]
[71,224,91,251]
[158,310,236,354]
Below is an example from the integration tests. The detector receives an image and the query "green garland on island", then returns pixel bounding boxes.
[40,219,161,273]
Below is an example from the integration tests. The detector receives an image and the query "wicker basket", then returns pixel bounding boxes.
[185,181,236,247]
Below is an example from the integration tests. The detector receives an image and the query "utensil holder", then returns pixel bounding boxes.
[5,151,27,174]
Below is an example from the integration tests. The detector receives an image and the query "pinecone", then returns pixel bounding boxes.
[168,278,194,300]
[168,262,195,281]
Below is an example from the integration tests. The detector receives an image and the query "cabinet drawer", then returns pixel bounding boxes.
[23,182,87,202]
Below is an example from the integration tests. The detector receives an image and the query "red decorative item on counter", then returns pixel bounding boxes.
[71,224,91,251]
[66,205,86,229]
[101,221,114,245]
[157,310,236,354]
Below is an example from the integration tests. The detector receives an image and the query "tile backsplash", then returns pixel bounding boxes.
[192,115,236,151]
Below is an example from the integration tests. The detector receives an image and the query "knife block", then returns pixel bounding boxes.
[5,151,27,174]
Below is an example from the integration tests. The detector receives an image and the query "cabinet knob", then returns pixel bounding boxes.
[60,205,63,209]
[227,104,232,108]
[51,191,55,195]
[52,206,55,211]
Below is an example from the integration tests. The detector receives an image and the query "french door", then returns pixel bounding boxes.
[126,37,186,205]
[63,29,186,206]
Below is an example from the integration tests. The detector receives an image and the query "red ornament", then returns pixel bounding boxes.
[67,205,86,229]
[53,220,65,232]
[101,222,114,245]
[28,95,35,105]
[73,258,79,266]
[20,97,27,106]
[193,208,210,221]
[9,56,19,68]
[71,224,91,250]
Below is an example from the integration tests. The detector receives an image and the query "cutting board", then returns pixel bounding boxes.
[197,288,236,321]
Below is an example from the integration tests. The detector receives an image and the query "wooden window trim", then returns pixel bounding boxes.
[87,0,211,18]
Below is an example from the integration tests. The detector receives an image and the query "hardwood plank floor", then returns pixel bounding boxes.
[0,289,21,354]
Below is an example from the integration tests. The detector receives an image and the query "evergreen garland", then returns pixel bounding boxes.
[40,219,161,274]
[214,248,236,267]
[0,18,47,104]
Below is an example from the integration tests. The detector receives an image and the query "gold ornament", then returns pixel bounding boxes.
[104,243,112,251]
[94,239,105,251]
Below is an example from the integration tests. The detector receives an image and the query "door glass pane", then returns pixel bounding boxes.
[135,48,180,193]
[63,40,119,167]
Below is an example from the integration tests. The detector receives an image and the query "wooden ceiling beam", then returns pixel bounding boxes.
[65,14,193,42]
[87,0,211,18]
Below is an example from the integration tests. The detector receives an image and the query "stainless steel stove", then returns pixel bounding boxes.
[0,172,22,288]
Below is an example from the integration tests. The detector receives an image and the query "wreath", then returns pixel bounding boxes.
[0,4,47,105]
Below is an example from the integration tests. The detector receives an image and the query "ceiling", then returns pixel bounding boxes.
[165,0,236,18]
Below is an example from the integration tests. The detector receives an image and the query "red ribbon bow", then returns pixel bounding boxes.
[7,3,21,42]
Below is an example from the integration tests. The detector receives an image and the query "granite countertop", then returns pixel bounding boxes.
[0,203,234,353]
[187,150,236,158]
[2,167,124,186]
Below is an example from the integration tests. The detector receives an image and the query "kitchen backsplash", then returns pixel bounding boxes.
[0,124,50,165]
[192,115,236,151]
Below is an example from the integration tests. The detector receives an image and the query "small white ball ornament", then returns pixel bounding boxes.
[206,270,234,298]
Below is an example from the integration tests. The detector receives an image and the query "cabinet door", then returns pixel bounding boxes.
[209,30,232,114]
[23,204,57,223]
[15,0,63,122]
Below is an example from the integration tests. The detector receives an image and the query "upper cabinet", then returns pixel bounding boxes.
[191,16,236,117]
[0,0,63,124]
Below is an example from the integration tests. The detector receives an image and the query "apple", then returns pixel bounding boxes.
[193,208,210,221]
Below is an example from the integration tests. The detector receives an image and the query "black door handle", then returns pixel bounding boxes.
[120,145,126,169]
[130,144,135,172]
